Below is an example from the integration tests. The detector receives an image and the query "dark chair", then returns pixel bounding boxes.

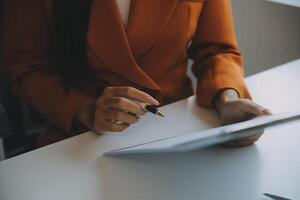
[0,101,11,160]
[0,73,44,159]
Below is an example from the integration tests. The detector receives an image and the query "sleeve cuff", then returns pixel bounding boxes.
[196,56,251,108]
[46,89,94,134]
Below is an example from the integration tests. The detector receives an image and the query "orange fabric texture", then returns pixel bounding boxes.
[1,0,251,146]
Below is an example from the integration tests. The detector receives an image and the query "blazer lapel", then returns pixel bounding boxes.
[127,0,179,60]
[87,0,178,90]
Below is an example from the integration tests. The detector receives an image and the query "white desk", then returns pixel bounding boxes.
[268,0,300,8]
[1,59,300,200]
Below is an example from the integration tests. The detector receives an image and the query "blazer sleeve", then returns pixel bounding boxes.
[1,0,93,133]
[188,0,251,108]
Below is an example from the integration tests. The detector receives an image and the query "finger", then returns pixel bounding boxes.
[224,133,262,148]
[253,103,272,115]
[95,106,139,124]
[238,100,268,116]
[104,87,159,105]
[221,110,250,125]
[105,109,139,124]
[104,121,130,132]
[102,97,145,115]
[94,118,129,133]
[262,108,272,115]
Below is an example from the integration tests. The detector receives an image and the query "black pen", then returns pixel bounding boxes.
[144,105,165,117]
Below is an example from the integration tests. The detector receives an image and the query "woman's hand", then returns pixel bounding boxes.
[76,86,159,134]
[214,89,272,147]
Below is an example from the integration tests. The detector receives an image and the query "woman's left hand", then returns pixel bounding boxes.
[214,89,272,147]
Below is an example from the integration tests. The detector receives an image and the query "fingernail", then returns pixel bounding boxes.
[263,109,272,115]
[141,105,148,112]
[153,99,160,105]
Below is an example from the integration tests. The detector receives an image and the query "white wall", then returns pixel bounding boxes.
[188,0,300,83]
[232,0,300,75]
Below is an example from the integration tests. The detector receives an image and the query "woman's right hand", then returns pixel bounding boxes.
[75,87,159,134]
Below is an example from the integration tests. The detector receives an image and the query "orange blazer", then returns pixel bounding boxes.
[2,0,250,146]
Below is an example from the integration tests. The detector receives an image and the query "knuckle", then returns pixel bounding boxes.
[109,111,116,119]
[112,111,122,120]
[125,87,133,95]
[116,112,122,120]
[116,97,125,107]
[103,87,114,95]
[137,104,146,113]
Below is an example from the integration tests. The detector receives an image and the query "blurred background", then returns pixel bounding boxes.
[188,0,300,80]
[1,0,300,160]
[232,0,300,75]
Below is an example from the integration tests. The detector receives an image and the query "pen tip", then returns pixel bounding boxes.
[157,111,165,118]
